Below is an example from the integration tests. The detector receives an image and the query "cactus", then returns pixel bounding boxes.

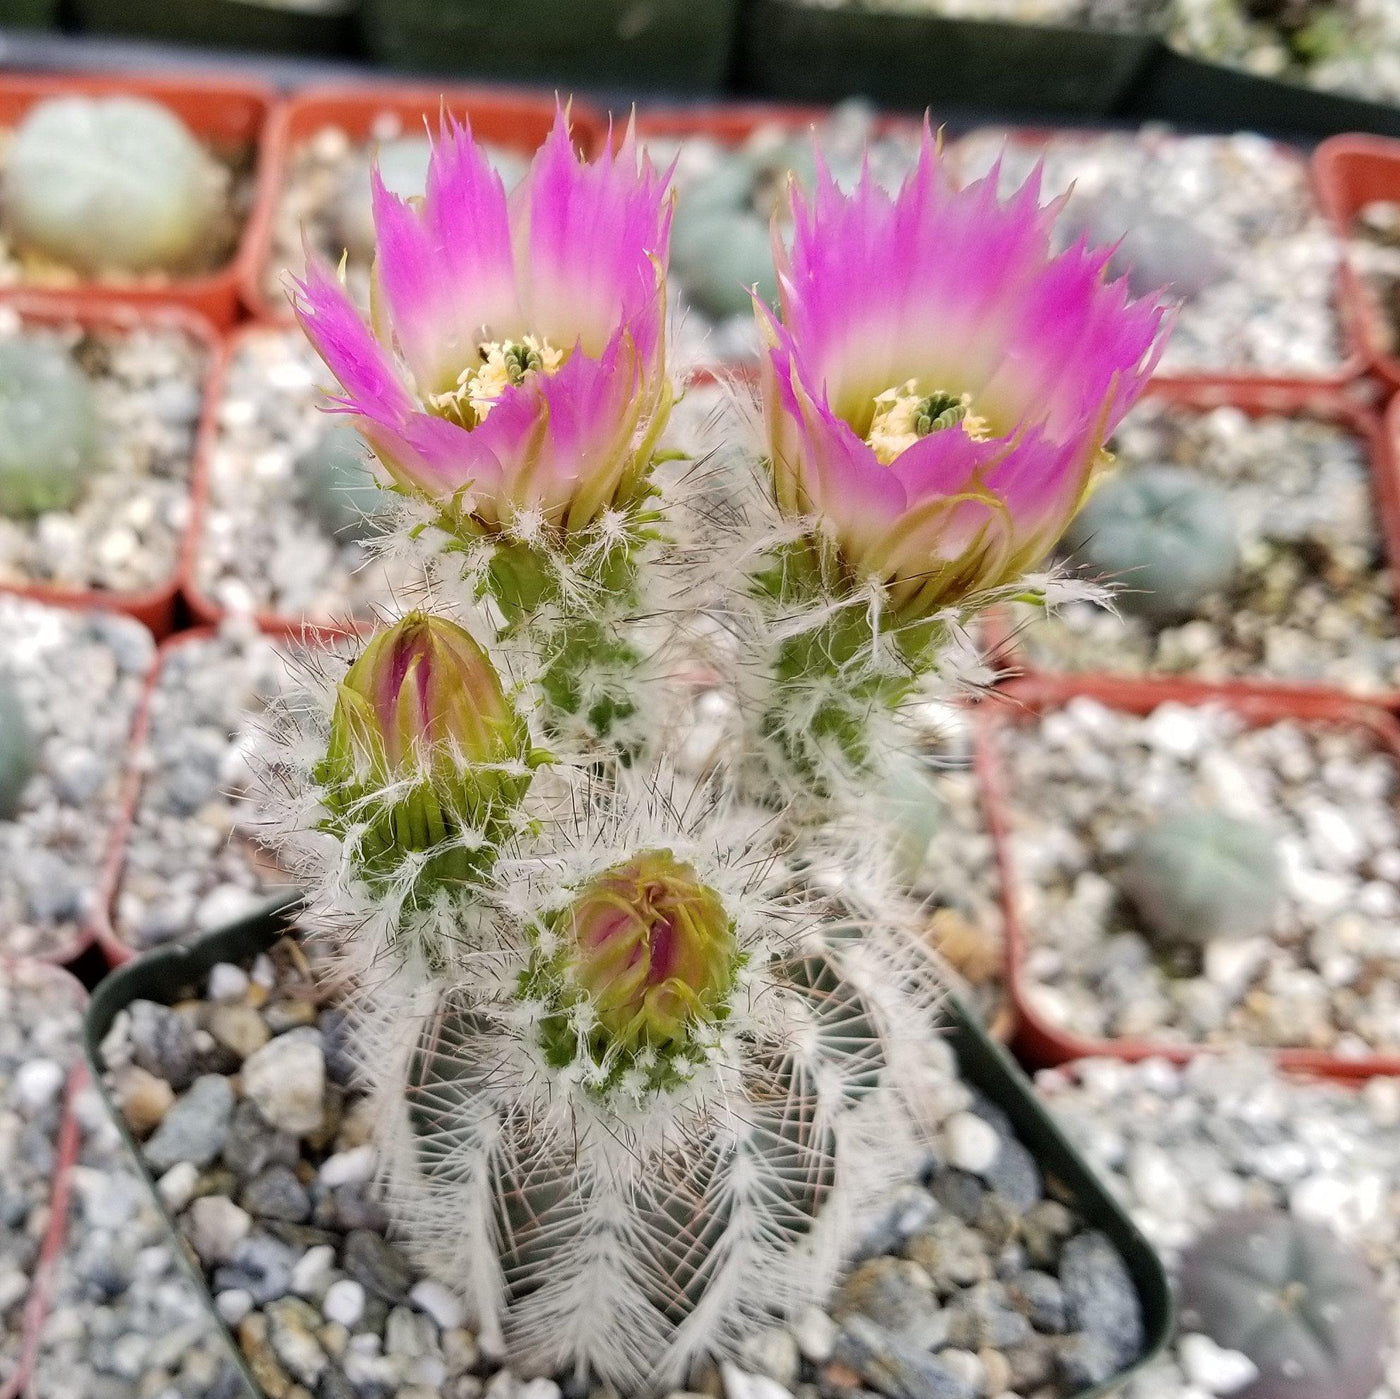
[1120,808,1282,947]
[0,339,99,517]
[1178,1209,1387,1399]
[0,672,34,820]
[1061,465,1241,623]
[334,136,532,261]
[297,424,390,543]
[4,96,221,275]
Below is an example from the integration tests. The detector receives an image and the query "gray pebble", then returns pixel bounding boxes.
[832,1316,976,1399]
[143,1075,233,1172]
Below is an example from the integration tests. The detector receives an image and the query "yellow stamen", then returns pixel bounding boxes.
[427,335,565,429]
[866,381,991,465]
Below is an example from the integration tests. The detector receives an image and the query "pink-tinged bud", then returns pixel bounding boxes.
[317,613,534,892]
[561,850,736,1051]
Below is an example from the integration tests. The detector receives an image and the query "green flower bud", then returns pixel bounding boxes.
[561,850,737,1053]
[317,612,533,893]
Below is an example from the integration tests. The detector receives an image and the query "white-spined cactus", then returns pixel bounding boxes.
[262,100,1178,1395]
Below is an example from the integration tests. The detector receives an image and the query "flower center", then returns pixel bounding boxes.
[866,380,991,465]
[427,335,565,429]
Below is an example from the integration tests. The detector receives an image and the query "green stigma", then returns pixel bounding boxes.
[502,341,544,384]
[914,392,968,436]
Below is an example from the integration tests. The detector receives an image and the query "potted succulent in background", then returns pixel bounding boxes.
[0,73,273,329]
[0,298,217,638]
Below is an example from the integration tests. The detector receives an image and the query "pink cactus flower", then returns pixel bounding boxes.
[756,127,1173,622]
[293,109,674,537]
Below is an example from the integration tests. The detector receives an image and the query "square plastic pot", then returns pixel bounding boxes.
[359,0,739,96]
[1313,134,1400,391]
[0,72,276,331]
[976,672,1400,1082]
[240,83,605,323]
[735,0,1158,119]
[987,379,1400,706]
[0,296,220,641]
[81,896,1174,1399]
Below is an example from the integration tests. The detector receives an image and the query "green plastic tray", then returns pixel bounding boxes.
[360,0,739,94]
[736,0,1158,117]
[84,897,1173,1399]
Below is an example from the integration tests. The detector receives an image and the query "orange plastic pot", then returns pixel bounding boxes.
[989,378,1400,705]
[1314,134,1400,391]
[240,83,607,323]
[0,295,220,641]
[0,964,86,1399]
[949,126,1367,392]
[0,72,275,331]
[976,672,1400,1083]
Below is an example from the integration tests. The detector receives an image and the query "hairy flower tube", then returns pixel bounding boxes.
[749,126,1172,788]
[529,848,739,1087]
[315,612,537,898]
[293,110,675,746]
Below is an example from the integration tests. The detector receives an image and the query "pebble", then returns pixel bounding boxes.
[186,1195,252,1264]
[323,1277,366,1329]
[241,1027,326,1136]
[1177,1332,1260,1395]
[941,1111,1002,1175]
[142,1074,234,1172]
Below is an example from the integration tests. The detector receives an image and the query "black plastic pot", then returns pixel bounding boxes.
[70,0,362,58]
[360,0,739,94]
[84,897,1174,1399]
[0,0,58,26]
[736,0,1158,118]
[1125,46,1400,140]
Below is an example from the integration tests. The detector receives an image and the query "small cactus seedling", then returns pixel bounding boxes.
[334,136,532,261]
[4,96,221,275]
[0,339,100,517]
[1061,465,1240,623]
[0,672,34,820]
[1120,808,1282,947]
[1067,192,1228,301]
[297,424,390,543]
[1179,1209,1388,1399]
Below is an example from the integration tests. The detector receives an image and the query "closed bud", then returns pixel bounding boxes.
[317,612,533,893]
[561,849,736,1052]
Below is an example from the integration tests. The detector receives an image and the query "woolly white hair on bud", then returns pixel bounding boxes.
[250,610,543,985]
[344,761,953,1393]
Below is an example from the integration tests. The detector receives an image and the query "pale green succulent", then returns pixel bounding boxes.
[1179,1209,1387,1399]
[1120,808,1282,947]
[0,338,100,517]
[4,95,222,275]
[0,672,34,821]
[1062,465,1240,623]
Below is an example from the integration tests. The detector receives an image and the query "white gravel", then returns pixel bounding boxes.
[0,595,153,959]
